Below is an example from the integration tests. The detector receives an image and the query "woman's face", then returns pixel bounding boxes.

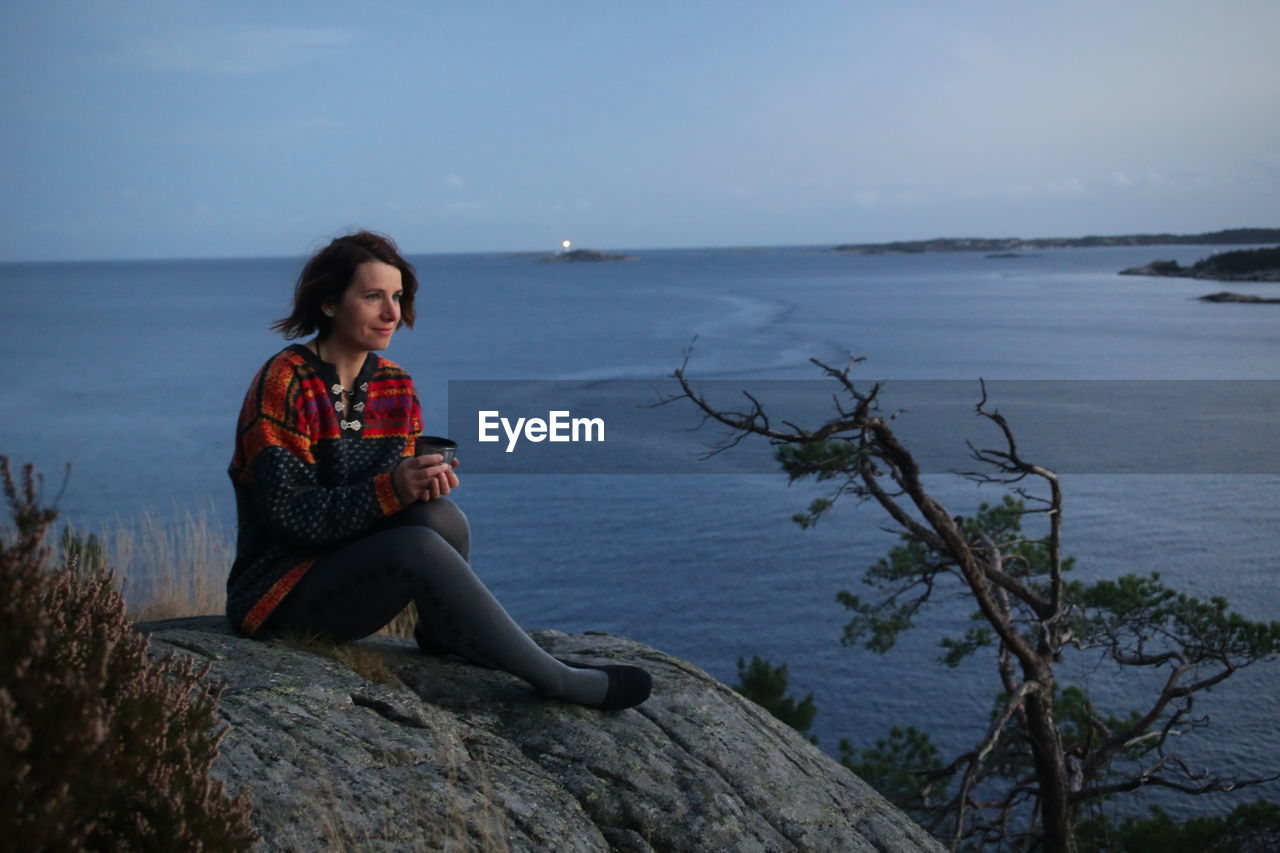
[324,261,404,352]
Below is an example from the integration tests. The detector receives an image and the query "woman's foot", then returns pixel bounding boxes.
[556,660,653,711]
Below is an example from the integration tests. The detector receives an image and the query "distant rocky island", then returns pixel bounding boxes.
[1198,291,1280,304]
[540,248,635,263]
[1119,246,1280,282]
[832,228,1280,306]
[1118,245,1280,304]
[832,227,1280,255]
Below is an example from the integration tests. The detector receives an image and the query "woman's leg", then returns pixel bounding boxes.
[264,504,636,708]
[374,499,470,654]
[381,498,469,560]
[265,497,470,645]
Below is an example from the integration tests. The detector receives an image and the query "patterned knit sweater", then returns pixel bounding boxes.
[226,344,422,635]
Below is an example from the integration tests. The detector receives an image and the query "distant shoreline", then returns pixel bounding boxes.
[1120,245,1280,300]
[832,228,1280,255]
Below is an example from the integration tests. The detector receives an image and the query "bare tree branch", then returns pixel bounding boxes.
[667,351,1279,852]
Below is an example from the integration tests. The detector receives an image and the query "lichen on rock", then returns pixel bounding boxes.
[140,616,944,852]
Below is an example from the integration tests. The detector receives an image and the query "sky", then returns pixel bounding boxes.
[1,0,1278,261]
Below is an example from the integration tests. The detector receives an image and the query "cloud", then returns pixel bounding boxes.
[173,116,341,146]
[852,189,924,209]
[1106,170,1185,192]
[953,177,1090,203]
[113,24,356,75]
[443,174,467,189]
[1251,152,1280,179]
[1138,171,1176,191]
[852,190,881,208]
[1044,178,1085,197]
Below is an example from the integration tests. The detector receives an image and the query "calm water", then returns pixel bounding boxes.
[4,244,1278,814]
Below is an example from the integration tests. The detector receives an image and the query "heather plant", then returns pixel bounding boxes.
[0,457,257,851]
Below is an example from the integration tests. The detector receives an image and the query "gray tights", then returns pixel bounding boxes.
[265,498,609,706]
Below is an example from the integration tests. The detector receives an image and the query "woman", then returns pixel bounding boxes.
[225,231,651,711]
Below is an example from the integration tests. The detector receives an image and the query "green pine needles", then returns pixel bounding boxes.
[732,655,818,742]
[671,355,1280,853]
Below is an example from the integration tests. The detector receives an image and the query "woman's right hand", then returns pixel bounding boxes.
[392,455,452,504]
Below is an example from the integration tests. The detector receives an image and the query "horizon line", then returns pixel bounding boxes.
[2,226,1275,266]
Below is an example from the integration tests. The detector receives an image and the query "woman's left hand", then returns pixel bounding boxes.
[424,457,460,501]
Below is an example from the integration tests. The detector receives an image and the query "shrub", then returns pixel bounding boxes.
[733,655,817,741]
[0,458,257,851]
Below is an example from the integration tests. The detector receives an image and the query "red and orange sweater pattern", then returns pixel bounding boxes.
[226,345,421,635]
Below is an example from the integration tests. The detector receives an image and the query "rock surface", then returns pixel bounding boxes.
[140,617,944,852]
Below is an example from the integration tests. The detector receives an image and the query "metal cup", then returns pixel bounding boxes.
[414,435,457,464]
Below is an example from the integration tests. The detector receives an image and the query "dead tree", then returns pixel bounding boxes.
[664,353,1280,853]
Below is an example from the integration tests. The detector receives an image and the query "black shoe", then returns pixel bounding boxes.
[561,660,653,711]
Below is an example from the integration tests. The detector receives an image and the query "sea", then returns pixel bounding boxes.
[3,242,1277,817]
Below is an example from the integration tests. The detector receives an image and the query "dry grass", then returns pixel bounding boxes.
[116,505,231,621]
[57,502,419,638]
[56,505,228,621]
[275,631,402,686]
[379,599,418,639]
[56,501,421,686]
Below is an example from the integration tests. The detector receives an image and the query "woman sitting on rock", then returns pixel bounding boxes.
[225,230,651,711]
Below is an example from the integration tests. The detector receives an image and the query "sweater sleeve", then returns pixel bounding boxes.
[246,445,404,549]
[231,355,406,550]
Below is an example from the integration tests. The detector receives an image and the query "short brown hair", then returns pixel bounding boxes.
[272,231,418,339]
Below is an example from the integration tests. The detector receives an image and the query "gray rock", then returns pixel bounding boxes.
[140,617,944,852]
[1198,291,1280,304]
[1119,259,1186,277]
